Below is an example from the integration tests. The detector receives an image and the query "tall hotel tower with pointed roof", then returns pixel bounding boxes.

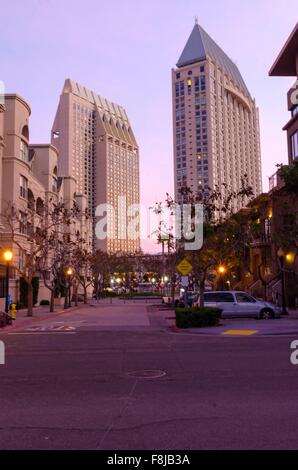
[52,79,140,253]
[172,23,262,205]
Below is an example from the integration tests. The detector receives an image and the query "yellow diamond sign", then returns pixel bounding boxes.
[176,258,193,276]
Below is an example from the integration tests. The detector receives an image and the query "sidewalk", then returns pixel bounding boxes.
[0,304,80,334]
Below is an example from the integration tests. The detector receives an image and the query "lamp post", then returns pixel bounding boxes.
[277,248,287,315]
[3,249,13,313]
[66,267,73,308]
[217,265,226,290]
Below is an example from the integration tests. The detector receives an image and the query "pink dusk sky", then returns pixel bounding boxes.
[1,0,296,252]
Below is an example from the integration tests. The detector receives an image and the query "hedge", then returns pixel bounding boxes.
[175,306,222,328]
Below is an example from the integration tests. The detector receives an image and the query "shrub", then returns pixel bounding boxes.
[175,307,222,328]
[103,291,118,298]
[40,299,50,306]
[120,292,162,298]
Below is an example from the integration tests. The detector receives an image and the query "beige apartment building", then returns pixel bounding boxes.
[51,79,140,254]
[0,94,91,308]
[172,22,262,207]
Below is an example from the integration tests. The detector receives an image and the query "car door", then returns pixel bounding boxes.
[214,292,237,318]
[234,292,260,318]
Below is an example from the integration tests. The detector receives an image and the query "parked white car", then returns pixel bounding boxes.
[196,291,281,319]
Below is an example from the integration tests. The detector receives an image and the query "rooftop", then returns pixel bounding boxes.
[269,22,298,76]
[176,23,249,94]
[62,79,129,122]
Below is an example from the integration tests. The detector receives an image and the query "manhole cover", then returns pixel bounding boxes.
[126,370,166,379]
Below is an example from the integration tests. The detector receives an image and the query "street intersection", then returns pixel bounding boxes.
[1,300,298,449]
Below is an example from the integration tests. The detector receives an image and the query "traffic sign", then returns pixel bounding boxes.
[176,258,192,276]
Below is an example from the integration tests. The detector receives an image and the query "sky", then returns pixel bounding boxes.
[1,0,296,251]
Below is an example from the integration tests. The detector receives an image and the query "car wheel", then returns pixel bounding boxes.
[260,308,274,319]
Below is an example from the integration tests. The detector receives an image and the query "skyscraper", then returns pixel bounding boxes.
[52,79,140,253]
[172,22,262,207]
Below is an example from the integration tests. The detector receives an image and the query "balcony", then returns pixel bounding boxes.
[251,234,271,248]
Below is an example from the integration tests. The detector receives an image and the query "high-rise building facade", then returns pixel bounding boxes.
[172,22,262,207]
[52,79,140,253]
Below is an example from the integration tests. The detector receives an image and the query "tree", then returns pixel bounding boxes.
[277,161,298,194]
[154,175,255,306]
[1,199,84,316]
[71,233,94,304]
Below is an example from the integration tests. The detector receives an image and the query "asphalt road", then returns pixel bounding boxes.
[1,302,298,450]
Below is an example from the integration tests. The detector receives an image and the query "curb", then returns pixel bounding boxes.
[0,305,80,334]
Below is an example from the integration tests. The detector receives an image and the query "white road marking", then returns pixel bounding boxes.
[8,331,76,335]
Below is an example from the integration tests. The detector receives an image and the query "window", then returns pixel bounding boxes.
[20,140,28,161]
[204,292,234,303]
[290,130,298,160]
[19,211,27,234]
[20,175,28,199]
[52,176,58,192]
[283,213,295,228]
[235,293,256,303]
[291,105,298,118]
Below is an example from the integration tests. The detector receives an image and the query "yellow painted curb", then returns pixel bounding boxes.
[222,329,257,336]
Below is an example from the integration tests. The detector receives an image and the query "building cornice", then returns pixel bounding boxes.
[29,143,59,155]
[4,94,31,115]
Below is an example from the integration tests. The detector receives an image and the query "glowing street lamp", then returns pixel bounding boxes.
[3,249,13,313]
[217,265,227,290]
[66,267,73,277]
[285,252,295,264]
[218,265,226,275]
[64,267,73,309]
[3,250,13,263]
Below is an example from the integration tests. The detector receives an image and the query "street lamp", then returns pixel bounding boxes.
[277,248,287,315]
[3,249,13,313]
[217,265,226,290]
[65,267,73,309]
